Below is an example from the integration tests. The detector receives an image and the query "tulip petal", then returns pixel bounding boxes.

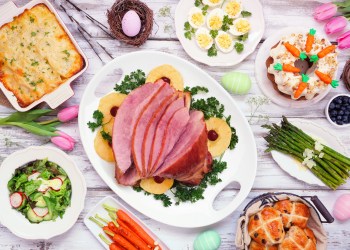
[57,105,79,122]
[314,3,337,21]
[51,136,75,151]
[325,16,347,34]
[337,30,350,49]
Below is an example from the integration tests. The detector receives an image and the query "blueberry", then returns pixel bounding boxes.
[331,110,337,116]
[337,120,344,125]
[339,110,345,115]
[336,104,341,109]
[329,103,335,110]
[345,111,350,115]
[341,106,346,111]
[337,115,343,120]
[343,117,348,123]
[331,116,336,122]
[336,98,343,104]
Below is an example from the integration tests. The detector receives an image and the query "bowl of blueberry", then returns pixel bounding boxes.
[326,94,350,127]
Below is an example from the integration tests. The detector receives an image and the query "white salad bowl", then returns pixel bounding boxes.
[0,146,86,240]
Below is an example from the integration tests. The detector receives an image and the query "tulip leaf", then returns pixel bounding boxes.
[0,109,53,124]
[6,121,58,137]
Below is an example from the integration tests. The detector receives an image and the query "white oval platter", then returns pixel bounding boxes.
[78,51,257,228]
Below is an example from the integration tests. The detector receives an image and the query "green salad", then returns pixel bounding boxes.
[7,159,72,223]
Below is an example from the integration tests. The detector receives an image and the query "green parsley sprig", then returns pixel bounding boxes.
[222,15,233,32]
[234,42,244,53]
[184,21,195,40]
[184,86,209,96]
[208,44,218,57]
[114,69,146,94]
[87,110,104,132]
[241,10,252,17]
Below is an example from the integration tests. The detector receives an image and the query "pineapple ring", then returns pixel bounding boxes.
[94,121,114,162]
[140,177,174,195]
[205,117,232,157]
[98,92,127,124]
[146,64,184,91]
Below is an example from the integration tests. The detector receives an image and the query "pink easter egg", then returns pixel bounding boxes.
[122,10,141,37]
[333,194,350,221]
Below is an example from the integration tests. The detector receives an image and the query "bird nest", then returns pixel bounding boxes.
[107,0,153,47]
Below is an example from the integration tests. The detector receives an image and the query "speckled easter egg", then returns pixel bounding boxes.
[122,10,141,37]
[221,71,252,95]
[193,230,221,250]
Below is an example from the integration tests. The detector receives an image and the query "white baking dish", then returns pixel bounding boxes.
[0,0,88,112]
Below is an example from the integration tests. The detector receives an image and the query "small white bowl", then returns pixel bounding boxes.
[325,93,350,128]
[0,146,86,240]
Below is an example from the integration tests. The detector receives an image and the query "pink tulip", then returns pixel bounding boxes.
[314,3,337,21]
[56,130,75,143]
[337,30,350,49]
[57,105,79,122]
[325,16,347,34]
[51,135,75,151]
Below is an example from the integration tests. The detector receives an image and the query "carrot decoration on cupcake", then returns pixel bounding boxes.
[274,63,300,73]
[284,42,307,60]
[294,74,309,99]
[315,70,339,88]
[305,28,316,53]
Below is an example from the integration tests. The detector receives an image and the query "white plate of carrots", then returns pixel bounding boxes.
[84,196,168,250]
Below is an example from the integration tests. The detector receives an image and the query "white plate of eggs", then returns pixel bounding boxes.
[175,0,265,67]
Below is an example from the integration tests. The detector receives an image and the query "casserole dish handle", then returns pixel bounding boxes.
[0,2,17,23]
[45,84,74,109]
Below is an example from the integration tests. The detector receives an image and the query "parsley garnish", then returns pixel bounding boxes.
[234,42,244,53]
[222,15,233,32]
[87,110,104,132]
[100,130,112,143]
[114,69,146,94]
[209,30,218,39]
[44,32,50,36]
[202,5,209,15]
[11,26,17,30]
[208,44,217,57]
[31,32,36,37]
[191,96,225,119]
[194,0,202,7]
[238,33,249,42]
[62,50,70,57]
[241,11,252,17]
[31,60,39,66]
[184,86,209,96]
[20,42,24,47]
[184,21,195,40]
[226,115,239,149]
[29,16,35,23]
[10,58,16,65]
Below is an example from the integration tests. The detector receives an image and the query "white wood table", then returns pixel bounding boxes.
[0,0,349,249]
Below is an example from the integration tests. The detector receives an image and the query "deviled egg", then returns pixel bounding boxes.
[203,0,224,7]
[207,8,224,30]
[195,28,214,50]
[223,0,242,19]
[215,31,234,53]
[188,7,205,28]
[229,18,251,36]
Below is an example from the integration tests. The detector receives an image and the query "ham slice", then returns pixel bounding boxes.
[149,97,186,174]
[115,164,140,186]
[141,94,178,177]
[132,82,174,176]
[154,111,210,184]
[112,82,163,174]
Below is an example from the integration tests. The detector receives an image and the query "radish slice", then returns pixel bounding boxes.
[10,192,24,208]
[49,178,63,191]
[33,207,49,217]
[28,172,40,181]
[38,183,49,193]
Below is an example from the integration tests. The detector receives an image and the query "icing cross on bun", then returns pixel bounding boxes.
[273,200,310,229]
[248,206,285,246]
[267,28,338,100]
[279,226,317,250]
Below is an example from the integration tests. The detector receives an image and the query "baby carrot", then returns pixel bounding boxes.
[284,42,300,57]
[89,216,114,240]
[117,209,156,247]
[104,230,138,250]
[99,233,124,250]
[315,70,332,84]
[317,45,336,58]
[305,28,316,53]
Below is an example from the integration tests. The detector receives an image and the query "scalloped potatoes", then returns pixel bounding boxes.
[0,4,84,107]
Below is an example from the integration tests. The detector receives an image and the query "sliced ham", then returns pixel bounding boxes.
[112,82,163,174]
[154,111,210,183]
[132,82,174,176]
[149,97,186,174]
[141,94,178,177]
[115,164,140,186]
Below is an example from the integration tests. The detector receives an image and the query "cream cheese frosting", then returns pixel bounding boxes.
[267,32,338,100]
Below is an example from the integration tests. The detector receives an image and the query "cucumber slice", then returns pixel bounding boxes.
[35,196,47,208]
[27,208,44,223]
[57,175,67,181]
[43,212,53,221]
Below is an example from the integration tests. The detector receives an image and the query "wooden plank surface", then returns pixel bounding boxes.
[0,0,349,249]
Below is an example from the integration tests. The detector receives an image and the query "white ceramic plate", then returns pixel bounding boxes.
[175,0,265,67]
[255,26,338,108]
[78,51,257,228]
[0,146,87,240]
[0,0,88,111]
[84,196,169,249]
[271,119,347,187]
